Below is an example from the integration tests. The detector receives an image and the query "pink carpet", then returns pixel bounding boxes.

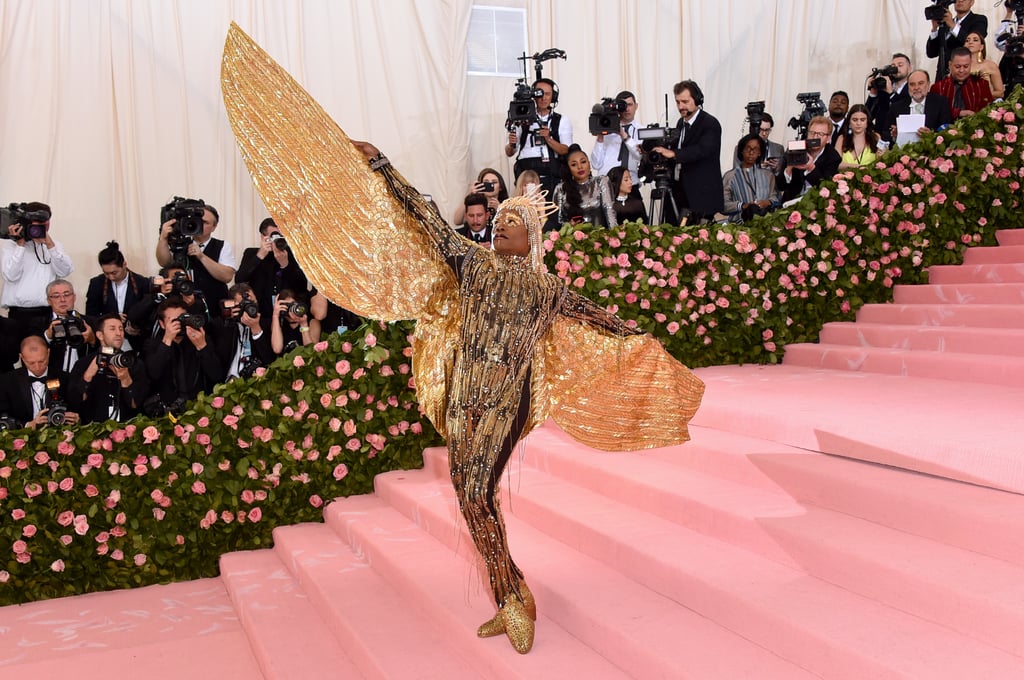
[2,230,1023,678]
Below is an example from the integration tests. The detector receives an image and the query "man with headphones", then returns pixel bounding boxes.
[650,80,724,225]
[504,78,573,197]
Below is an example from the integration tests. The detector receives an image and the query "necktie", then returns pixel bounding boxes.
[618,124,632,168]
[952,82,964,112]
[677,121,690,148]
[29,375,48,383]
[914,101,925,115]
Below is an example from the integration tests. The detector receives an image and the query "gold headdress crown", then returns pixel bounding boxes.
[494,184,557,272]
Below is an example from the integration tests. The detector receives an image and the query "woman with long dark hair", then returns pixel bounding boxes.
[835,103,881,169]
[552,144,617,228]
[606,166,646,223]
[452,167,510,225]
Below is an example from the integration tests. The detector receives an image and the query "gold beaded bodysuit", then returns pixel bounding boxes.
[220,23,704,654]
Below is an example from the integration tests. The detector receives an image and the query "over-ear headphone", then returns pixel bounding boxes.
[534,78,559,106]
[678,79,704,107]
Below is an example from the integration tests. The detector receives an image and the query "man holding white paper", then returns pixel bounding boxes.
[887,70,953,146]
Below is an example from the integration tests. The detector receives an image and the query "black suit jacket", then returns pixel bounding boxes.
[926,12,988,80]
[85,271,152,317]
[867,84,911,143]
[455,224,492,243]
[0,367,70,427]
[67,351,150,424]
[668,110,724,219]
[235,247,308,321]
[777,145,843,203]
[211,318,275,379]
[886,92,954,141]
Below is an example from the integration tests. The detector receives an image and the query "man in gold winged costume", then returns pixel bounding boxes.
[220,24,704,655]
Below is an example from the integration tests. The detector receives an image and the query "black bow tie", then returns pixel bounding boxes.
[472,233,486,242]
[29,375,48,384]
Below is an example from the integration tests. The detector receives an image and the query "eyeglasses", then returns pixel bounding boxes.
[48,292,74,300]
[808,130,831,138]
[759,126,773,133]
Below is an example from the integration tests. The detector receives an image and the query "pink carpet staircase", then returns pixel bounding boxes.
[3,232,1024,679]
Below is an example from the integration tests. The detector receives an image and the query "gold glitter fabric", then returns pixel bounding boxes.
[220,23,704,649]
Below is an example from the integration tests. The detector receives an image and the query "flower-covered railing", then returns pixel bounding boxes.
[2,95,1022,605]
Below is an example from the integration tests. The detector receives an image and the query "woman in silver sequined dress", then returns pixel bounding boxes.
[552,144,618,228]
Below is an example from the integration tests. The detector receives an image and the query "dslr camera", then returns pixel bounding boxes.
[160,197,206,262]
[0,202,51,240]
[44,379,68,427]
[96,345,136,372]
[269,232,289,252]
[784,137,823,167]
[51,313,87,348]
[282,300,308,321]
[176,313,205,334]
[870,64,899,92]
[924,0,954,22]
[589,97,627,136]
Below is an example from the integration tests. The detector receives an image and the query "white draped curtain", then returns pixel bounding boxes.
[0,0,1007,298]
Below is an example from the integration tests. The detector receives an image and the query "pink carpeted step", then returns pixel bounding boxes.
[323,495,637,679]
[782,342,1024,387]
[374,458,1024,679]
[0,579,264,679]
[749,449,1024,568]
[856,302,1024,328]
[420,435,809,568]
[818,321,1024,356]
[996,228,1024,246]
[219,549,365,679]
[267,519,481,679]
[892,282,1024,305]
[962,244,1024,264]
[367,468,820,680]
[928,262,1024,284]
[759,505,1024,657]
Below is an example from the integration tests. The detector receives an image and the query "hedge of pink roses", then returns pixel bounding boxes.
[545,95,1024,365]
[0,321,441,605]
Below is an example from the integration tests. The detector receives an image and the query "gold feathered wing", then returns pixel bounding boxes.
[220,23,703,450]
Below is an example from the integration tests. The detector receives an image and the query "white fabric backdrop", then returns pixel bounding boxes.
[0,0,1008,299]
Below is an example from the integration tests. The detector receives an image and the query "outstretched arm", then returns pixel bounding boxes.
[560,289,644,337]
[354,141,471,270]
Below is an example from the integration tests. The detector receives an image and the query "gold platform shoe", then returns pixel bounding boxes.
[477,582,536,653]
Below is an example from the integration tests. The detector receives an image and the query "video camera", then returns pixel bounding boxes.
[160,197,206,262]
[51,313,87,348]
[96,346,136,373]
[0,203,51,240]
[637,124,681,181]
[589,97,628,135]
[870,64,899,92]
[744,101,766,137]
[787,92,827,140]
[504,48,566,132]
[784,137,823,167]
[924,0,954,22]
[44,379,68,427]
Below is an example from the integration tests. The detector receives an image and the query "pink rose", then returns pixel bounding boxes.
[111,549,124,561]
[11,508,25,520]
[333,464,349,480]
[57,440,74,456]
[197,416,210,428]
[336,360,351,375]
[134,554,147,566]
[292,379,304,391]
[142,426,160,444]
[87,453,104,467]
[241,489,255,503]
[34,451,50,465]
[293,355,306,367]
[222,415,239,428]
[411,422,423,434]
[309,495,323,508]
[51,559,65,572]
[192,481,207,494]
[24,483,42,498]
[73,515,89,535]
[365,332,377,347]
[59,477,74,492]
[248,507,263,522]
[314,340,329,352]
[346,438,361,451]
[212,397,225,408]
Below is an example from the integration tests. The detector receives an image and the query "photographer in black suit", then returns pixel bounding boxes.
[0,335,79,429]
[649,80,724,225]
[68,314,149,424]
[927,0,988,81]
[235,217,308,324]
[212,283,274,381]
[143,298,223,415]
[777,117,843,203]
[85,241,152,350]
[42,279,96,376]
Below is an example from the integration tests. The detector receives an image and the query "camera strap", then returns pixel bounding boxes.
[33,241,51,265]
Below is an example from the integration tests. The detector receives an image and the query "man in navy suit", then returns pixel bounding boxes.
[0,335,79,429]
[887,69,954,143]
[650,79,724,225]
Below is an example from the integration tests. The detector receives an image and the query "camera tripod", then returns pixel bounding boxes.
[647,174,679,226]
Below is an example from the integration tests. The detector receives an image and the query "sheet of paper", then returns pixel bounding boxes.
[896,113,925,146]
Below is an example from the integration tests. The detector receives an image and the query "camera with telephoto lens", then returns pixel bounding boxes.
[96,345,136,372]
[784,137,822,167]
[240,300,259,319]
[284,301,308,319]
[924,0,954,22]
[44,379,68,427]
[787,92,826,140]
[744,100,766,136]
[51,313,86,348]
[870,64,899,93]
[589,97,627,136]
[238,356,265,380]
[170,271,194,296]
[269,232,289,252]
[0,203,51,240]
